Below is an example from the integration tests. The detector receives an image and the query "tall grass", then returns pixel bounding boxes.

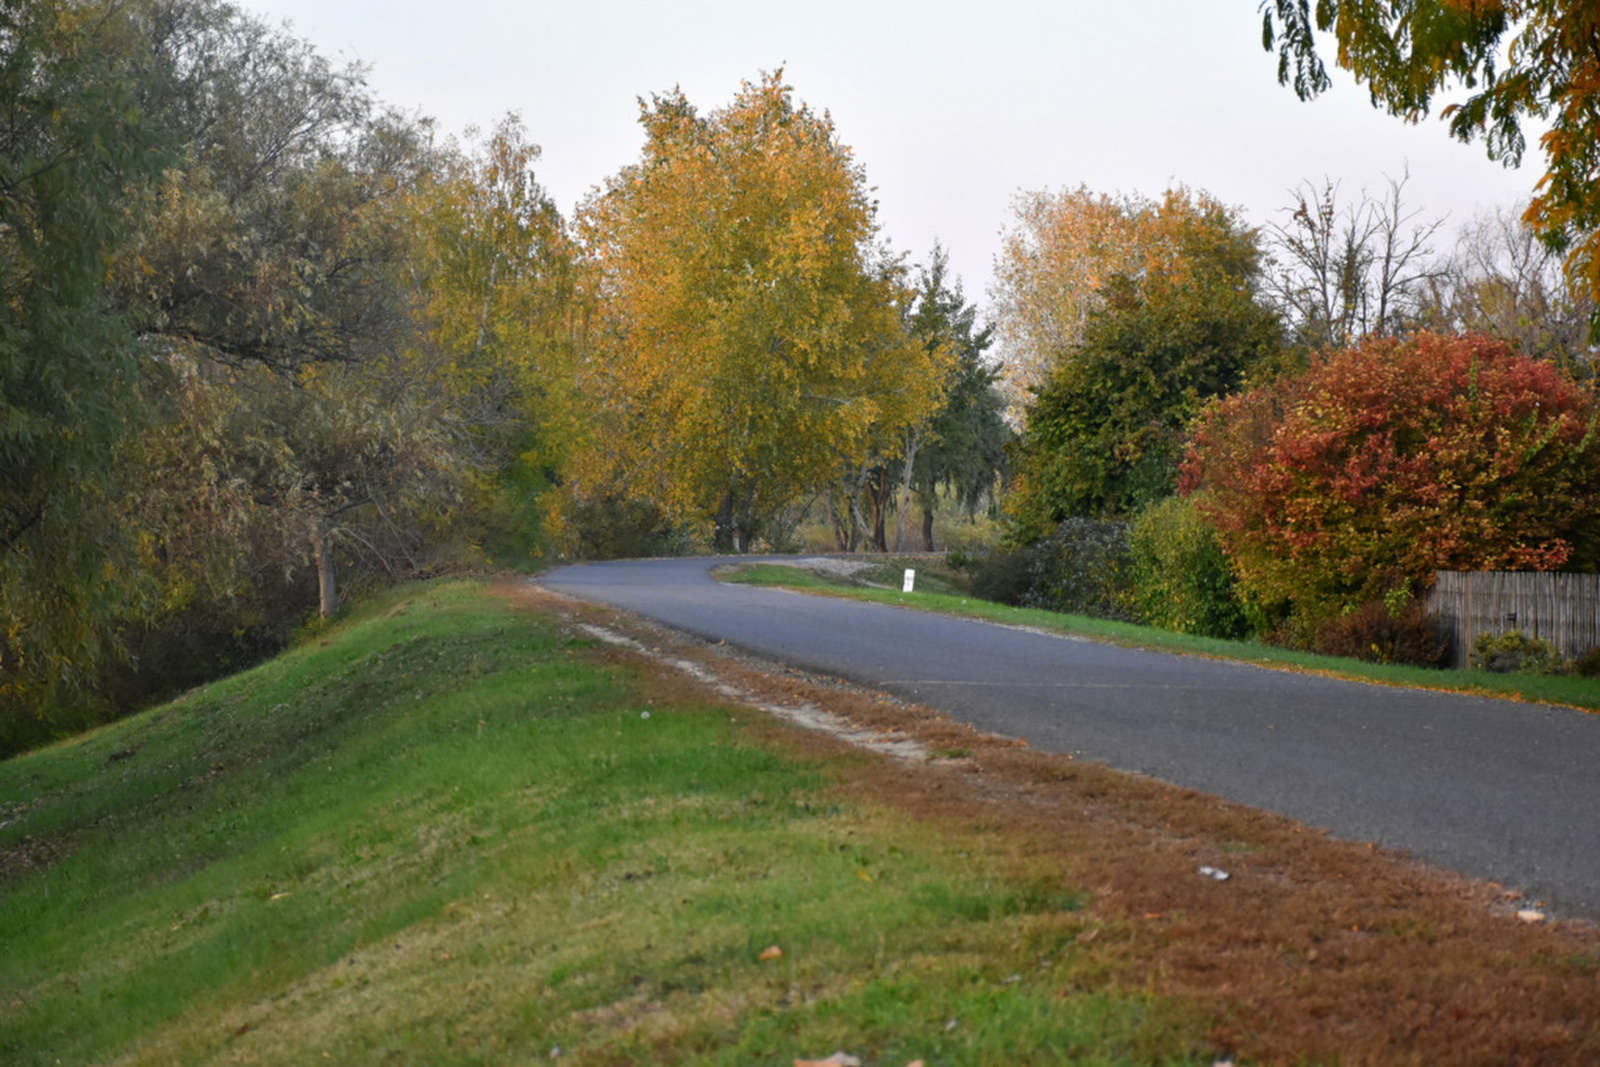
[0,581,1206,1064]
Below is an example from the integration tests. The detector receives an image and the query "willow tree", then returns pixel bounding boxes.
[575,73,947,552]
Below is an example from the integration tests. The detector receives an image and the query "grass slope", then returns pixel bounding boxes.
[0,581,1203,1065]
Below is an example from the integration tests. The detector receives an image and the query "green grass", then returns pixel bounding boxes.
[0,580,1208,1065]
[722,561,1600,712]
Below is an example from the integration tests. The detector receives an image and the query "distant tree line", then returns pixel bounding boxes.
[0,5,1008,754]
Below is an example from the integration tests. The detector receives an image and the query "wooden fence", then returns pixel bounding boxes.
[1426,571,1600,668]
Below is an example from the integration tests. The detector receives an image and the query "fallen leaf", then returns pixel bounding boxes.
[759,945,783,961]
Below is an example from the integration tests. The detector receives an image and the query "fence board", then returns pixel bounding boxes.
[1426,571,1600,669]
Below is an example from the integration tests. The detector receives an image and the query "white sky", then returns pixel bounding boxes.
[252,0,1538,309]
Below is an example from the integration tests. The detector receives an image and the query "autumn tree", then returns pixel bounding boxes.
[824,247,1007,553]
[1006,190,1282,538]
[990,187,1154,422]
[1424,203,1597,372]
[1259,0,1600,331]
[402,115,580,557]
[574,73,947,552]
[1265,172,1448,350]
[0,0,176,727]
[1182,332,1600,629]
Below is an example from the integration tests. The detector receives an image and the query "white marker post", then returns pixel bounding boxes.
[902,568,916,593]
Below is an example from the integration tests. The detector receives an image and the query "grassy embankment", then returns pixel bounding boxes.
[0,580,1205,1065]
[723,559,1600,711]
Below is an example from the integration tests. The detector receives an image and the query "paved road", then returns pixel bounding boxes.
[540,556,1600,918]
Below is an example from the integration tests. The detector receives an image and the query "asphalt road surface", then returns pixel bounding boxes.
[540,556,1600,919]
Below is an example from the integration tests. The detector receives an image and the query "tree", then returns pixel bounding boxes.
[1182,332,1600,628]
[1266,172,1448,350]
[905,248,1011,550]
[116,0,420,373]
[1006,190,1282,538]
[1423,203,1596,373]
[1,0,175,722]
[402,115,580,556]
[1259,0,1600,330]
[574,72,947,552]
[991,187,1144,422]
[823,246,1008,553]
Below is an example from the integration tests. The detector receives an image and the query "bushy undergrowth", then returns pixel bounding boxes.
[972,518,1133,620]
[1310,600,1450,668]
[1472,630,1569,674]
[1126,496,1250,639]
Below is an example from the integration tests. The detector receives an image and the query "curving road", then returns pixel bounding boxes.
[540,556,1600,919]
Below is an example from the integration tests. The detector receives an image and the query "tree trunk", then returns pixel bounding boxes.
[310,521,338,618]
[921,503,935,552]
[828,491,855,552]
[871,471,887,553]
[713,491,737,553]
[893,433,920,552]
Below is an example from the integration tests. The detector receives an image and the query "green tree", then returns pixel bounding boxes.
[574,72,947,552]
[116,0,420,373]
[1007,190,1282,539]
[906,247,1011,550]
[0,0,176,725]
[1260,0,1600,329]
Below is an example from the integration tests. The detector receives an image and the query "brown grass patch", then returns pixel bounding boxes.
[498,580,1600,1065]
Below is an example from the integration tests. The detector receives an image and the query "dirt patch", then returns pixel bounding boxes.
[503,580,1600,1065]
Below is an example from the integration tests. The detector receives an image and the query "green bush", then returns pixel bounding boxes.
[1126,496,1250,639]
[972,518,1133,620]
[1576,645,1600,678]
[1471,630,1569,674]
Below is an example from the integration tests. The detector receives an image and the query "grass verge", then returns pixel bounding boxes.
[0,580,1205,1065]
[721,560,1600,711]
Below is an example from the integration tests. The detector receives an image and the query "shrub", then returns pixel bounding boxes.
[972,518,1133,620]
[1183,332,1600,626]
[1126,496,1250,639]
[1576,645,1600,678]
[1471,630,1569,674]
[1312,600,1450,668]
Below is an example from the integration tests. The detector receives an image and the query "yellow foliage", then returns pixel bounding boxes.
[572,72,949,549]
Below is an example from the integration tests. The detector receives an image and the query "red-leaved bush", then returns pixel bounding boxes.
[1181,332,1600,624]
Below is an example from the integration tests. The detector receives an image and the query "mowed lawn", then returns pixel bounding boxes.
[0,581,1204,1065]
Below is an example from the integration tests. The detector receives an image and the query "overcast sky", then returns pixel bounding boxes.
[251,0,1538,307]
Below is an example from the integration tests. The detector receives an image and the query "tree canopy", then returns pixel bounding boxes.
[1183,331,1600,625]
[573,73,947,551]
[1005,189,1282,537]
[1260,0,1600,329]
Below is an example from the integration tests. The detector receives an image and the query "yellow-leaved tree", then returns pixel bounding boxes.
[403,115,581,559]
[572,72,948,552]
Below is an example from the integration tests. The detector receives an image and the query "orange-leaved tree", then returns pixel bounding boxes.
[1182,331,1600,627]
[573,72,947,552]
